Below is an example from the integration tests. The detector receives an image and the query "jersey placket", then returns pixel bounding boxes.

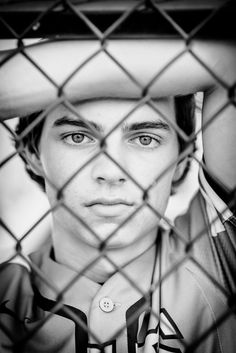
[87,245,157,352]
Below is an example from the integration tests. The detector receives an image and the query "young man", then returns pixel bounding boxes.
[0,39,235,352]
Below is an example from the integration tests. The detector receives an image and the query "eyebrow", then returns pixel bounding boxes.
[53,116,170,134]
[53,117,103,132]
[122,121,170,133]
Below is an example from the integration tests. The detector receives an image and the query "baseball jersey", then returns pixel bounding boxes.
[0,168,236,353]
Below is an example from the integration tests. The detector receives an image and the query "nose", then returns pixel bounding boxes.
[91,152,127,186]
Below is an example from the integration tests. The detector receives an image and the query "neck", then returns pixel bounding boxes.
[52,224,157,283]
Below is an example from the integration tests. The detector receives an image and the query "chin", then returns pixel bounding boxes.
[88,225,137,250]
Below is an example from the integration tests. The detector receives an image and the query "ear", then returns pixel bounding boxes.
[23,147,44,178]
[173,157,189,184]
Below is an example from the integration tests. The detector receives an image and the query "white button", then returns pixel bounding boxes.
[99,297,114,313]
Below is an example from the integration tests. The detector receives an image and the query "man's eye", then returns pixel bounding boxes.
[130,135,160,148]
[63,133,93,145]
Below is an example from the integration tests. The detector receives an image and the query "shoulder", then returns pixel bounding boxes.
[0,263,36,348]
[174,166,235,239]
[0,262,33,312]
[173,190,205,243]
[0,261,31,288]
[171,166,236,295]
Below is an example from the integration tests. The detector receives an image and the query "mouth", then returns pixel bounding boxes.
[85,198,134,218]
[85,198,134,207]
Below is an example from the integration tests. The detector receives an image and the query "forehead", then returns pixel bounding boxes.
[45,98,176,130]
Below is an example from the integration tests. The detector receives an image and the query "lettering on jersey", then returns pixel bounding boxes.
[87,341,116,353]
[126,300,183,353]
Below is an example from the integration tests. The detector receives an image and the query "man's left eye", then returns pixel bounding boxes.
[131,135,160,148]
[63,133,93,145]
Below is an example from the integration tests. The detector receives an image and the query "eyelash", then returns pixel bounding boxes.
[62,132,94,145]
[61,132,161,149]
[129,135,161,149]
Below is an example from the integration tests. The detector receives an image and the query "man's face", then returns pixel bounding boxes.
[37,99,181,249]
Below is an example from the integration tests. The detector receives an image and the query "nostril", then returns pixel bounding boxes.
[119,178,126,183]
[96,176,126,185]
[97,176,106,184]
[92,157,127,185]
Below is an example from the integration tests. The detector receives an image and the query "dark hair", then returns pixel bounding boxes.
[15,95,196,192]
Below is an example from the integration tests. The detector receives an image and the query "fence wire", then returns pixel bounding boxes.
[0,1,235,353]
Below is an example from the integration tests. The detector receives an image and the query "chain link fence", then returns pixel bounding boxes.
[0,1,235,352]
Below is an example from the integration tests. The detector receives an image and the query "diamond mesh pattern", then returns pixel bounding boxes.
[0,1,235,352]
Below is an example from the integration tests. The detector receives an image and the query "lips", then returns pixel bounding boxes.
[85,198,134,207]
[85,198,134,218]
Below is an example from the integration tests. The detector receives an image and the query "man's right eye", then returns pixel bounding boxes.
[62,133,94,145]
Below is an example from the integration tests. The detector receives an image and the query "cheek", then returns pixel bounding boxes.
[129,151,178,190]
[42,158,68,188]
[131,153,178,214]
[41,154,91,207]
[40,144,84,188]
[148,174,173,209]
